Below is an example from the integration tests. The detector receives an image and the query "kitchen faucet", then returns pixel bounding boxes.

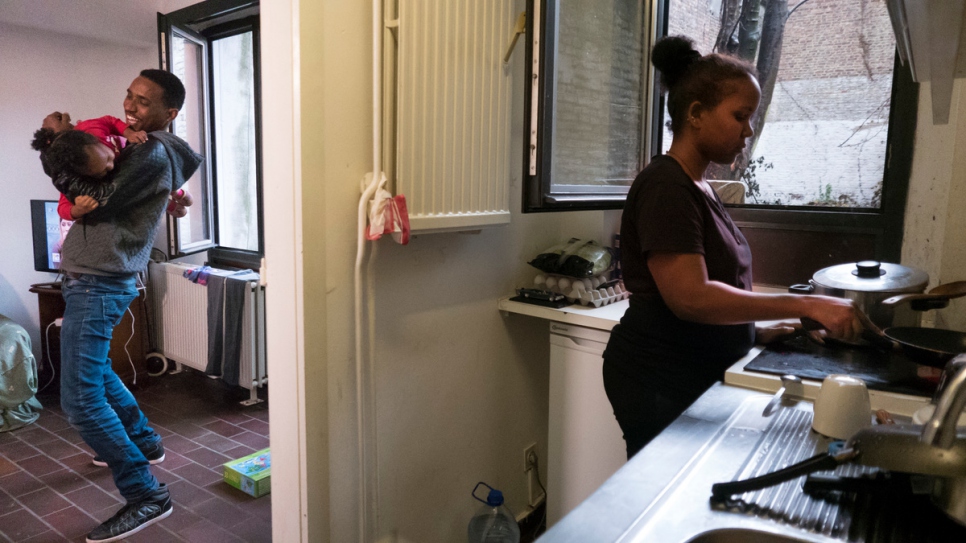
[922,354,966,449]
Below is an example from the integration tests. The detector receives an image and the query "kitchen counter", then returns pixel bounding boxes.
[538,380,966,543]
[498,296,933,417]
[498,296,628,331]
[536,382,767,542]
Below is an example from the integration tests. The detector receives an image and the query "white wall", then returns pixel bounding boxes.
[902,78,966,331]
[0,21,156,350]
[297,2,608,541]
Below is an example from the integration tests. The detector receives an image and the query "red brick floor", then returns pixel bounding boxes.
[0,369,270,542]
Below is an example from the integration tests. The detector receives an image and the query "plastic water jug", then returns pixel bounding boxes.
[467,482,520,543]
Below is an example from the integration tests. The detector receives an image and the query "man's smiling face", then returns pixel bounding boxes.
[123,76,175,133]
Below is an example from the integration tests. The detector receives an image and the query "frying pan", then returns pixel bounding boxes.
[802,313,966,368]
[871,327,966,367]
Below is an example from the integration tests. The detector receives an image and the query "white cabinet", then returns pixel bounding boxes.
[547,322,627,526]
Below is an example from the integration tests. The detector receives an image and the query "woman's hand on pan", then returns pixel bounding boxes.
[803,296,862,342]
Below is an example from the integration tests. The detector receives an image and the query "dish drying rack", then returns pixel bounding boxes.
[533,273,629,308]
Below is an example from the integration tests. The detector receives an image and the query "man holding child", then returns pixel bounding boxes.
[54,69,203,542]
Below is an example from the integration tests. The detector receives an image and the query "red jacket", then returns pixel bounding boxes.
[57,116,129,220]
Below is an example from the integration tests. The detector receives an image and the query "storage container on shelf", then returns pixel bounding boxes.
[533,272,629,308]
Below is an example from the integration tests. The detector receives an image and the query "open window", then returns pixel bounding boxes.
[158,0,263,269]
[523,0,654,212]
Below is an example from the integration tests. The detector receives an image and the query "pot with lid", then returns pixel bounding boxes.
[790,260,929,329]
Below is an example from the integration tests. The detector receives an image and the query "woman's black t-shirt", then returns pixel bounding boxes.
[610,155,755,378]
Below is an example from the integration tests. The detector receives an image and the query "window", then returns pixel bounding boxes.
[523,0,652,212]
[159,0,263,268]
[524,0,917,286]
[663,0,898,210]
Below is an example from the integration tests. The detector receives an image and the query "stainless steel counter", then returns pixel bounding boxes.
[537,382,966,543]
[538,383,765,542]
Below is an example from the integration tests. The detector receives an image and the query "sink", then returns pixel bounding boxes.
[615,396,841,543]
[686,528,810,543]
[613,395,966,543]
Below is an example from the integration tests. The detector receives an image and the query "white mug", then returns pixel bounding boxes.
[812,374,872,440]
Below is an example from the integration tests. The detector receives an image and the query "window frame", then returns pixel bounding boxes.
[204,17,265,261]
[158,0,264,267]
[162,22,215,256]
[522,0,655,213]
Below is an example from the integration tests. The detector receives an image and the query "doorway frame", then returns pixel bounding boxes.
[261,0,308,541]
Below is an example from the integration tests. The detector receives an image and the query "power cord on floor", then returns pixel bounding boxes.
[121,279,152,385]
[41,320,58,392]
[125,307,137,385]
[527,449,548,541]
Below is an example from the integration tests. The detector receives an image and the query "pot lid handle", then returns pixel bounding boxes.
[854,260,886,278]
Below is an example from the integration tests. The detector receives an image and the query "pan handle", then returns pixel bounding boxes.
[861,328,900,351]
[881,293,951,310]
[881,281,966,308]
[800,317,823,331]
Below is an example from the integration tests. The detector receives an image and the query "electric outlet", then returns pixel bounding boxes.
[523,443,537,473]
[523,443,542,507]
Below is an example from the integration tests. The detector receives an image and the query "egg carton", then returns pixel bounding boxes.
[533,273,629,308]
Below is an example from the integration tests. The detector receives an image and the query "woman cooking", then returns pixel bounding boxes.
[603,35,864,459]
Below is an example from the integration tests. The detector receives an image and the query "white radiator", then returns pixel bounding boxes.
[391,0,515,233]
[147,261,267,405]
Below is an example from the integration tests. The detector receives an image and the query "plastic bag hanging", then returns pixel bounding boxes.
[365,173,410,245]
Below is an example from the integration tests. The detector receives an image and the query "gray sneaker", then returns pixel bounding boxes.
[92,441,165,467]
[86,483,173,543]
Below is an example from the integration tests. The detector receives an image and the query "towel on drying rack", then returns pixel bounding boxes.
[205,269,259,386]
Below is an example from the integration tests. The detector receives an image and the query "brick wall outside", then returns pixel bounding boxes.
[551,0,645,186]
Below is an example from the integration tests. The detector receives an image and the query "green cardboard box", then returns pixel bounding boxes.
[223,448,271,497]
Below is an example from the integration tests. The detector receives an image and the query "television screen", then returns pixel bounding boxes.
[30,199,74,273]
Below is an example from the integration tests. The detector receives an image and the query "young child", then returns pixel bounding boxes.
[31,111,192,220]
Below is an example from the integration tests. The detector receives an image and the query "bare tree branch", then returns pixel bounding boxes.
[715,0,743,54]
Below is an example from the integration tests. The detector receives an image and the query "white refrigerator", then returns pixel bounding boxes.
[547,322,627,526]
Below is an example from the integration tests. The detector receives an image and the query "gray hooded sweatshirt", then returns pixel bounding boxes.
[61,131,203,276]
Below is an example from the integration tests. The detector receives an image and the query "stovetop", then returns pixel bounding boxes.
[745,334,938,397]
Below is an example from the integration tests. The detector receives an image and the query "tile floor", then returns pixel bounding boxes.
[0,368,271,543]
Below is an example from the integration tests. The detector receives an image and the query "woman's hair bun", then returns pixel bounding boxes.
[651,35,702,90]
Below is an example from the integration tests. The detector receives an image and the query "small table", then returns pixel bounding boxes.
[30,282,149,391]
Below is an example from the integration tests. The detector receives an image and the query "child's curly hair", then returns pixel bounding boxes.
[30,127,58,152]
[31,129,100,178]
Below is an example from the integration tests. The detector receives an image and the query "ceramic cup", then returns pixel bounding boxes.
[812,374,872,440]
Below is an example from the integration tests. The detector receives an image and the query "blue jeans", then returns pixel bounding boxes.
[60,273,161,503]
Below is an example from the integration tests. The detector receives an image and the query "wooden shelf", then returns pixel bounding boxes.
[30,283,149,392]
